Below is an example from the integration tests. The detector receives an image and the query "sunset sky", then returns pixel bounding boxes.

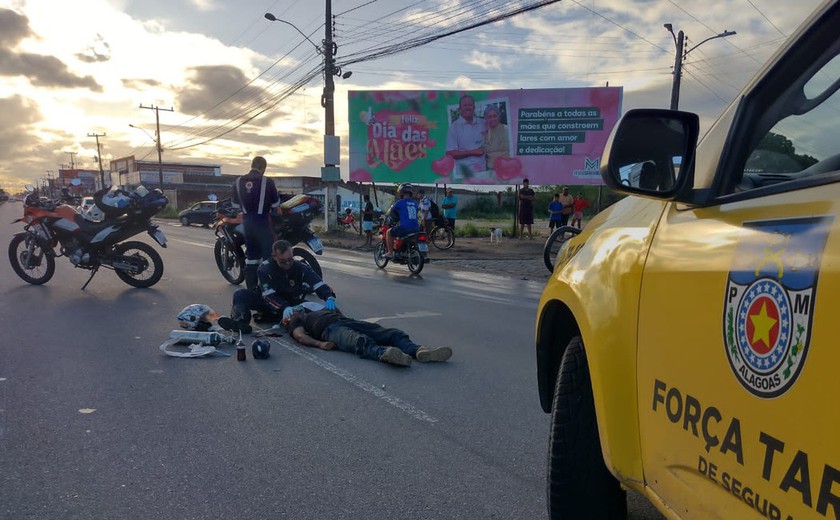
[0,0,824,192]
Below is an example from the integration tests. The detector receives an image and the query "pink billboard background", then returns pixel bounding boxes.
[348,87,623,185]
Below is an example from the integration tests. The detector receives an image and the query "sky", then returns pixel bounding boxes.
[0,0,826,193]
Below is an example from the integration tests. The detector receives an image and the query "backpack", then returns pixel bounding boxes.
[429,199,440,219]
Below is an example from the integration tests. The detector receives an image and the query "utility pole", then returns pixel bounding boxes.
[87,132,106,189]
[669,29,685,110]
[665,24,735,110]
[322,0,339,231]
[139,104,174,188]
[266,4,350,232]
[64,151,77,170]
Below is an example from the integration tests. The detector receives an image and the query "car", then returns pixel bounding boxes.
[536,1,840,519]
[79,196,104,222]
[178,201,218,226]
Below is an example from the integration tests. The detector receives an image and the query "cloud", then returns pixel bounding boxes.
[122,78,163,89]
[175,65,272,116]
[189,0,219,12]
[0,8,32,46]
[0,8,102,90]
[75,34,112,63]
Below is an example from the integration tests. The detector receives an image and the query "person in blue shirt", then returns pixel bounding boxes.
[441,188,458,229]
[232,156,280,290]
[385,183,420,258]
[548,192,564,231]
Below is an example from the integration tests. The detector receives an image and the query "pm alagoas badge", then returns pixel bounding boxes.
[723,216,832,398]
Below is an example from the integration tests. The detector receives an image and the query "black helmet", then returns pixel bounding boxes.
[251,339,271,359]
[397,183,414,196]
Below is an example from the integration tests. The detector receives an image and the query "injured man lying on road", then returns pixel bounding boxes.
[283,307,452,367]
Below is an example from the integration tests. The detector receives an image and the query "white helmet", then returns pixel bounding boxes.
[177,304,220,331]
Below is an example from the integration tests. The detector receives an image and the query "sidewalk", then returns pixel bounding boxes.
[320,227,552,282]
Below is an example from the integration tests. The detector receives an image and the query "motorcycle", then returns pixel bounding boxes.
[373,217,429,274]
[9,184,169,290]
[212,194,324,285]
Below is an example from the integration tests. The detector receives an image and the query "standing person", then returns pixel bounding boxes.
[285,308,453,367]
[548,193,564,231]
[441,188,458,229]
[417,188,433,234]
[385,183,420,259]
[558,187,575,227]
[518,178,536,239]
[232,156,279,291]
[445,94,486,182]
[361,194,375,247]
[571,192,591,229]
[220,240,337,334]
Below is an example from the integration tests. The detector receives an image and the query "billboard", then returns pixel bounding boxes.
[348,87,622,185]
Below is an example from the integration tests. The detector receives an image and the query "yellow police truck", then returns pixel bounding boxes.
[536,1,840,518]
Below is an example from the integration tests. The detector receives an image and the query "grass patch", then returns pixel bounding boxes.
[157,206,180,219]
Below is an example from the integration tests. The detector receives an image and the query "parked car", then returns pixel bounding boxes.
[178,201,218,226]
[536,1,840,519]
[79,196,105,222]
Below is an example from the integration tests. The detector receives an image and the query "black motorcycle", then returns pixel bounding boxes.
[9,185,168,290]
[212,195,324,285]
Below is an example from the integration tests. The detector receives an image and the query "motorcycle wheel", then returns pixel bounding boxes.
[113,241,164,288]
[214,239,245,285]
[430,225,455,250]
[373,242,389,268]
[8,233,55,285]
[293,246,323,279]
[407,245,425,274]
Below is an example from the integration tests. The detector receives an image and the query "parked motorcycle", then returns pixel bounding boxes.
[212,194,324,285]
[373,217,428,274]
[8,185,168,289]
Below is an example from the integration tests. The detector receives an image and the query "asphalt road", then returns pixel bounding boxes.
[0,202,663,519]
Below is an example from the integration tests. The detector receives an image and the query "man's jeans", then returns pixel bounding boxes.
[323,320,420,360]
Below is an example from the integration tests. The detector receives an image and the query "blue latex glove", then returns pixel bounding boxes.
[324,297,337,311]
[282,305,303,321]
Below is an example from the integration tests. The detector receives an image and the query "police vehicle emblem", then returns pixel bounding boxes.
[723,217,831,398]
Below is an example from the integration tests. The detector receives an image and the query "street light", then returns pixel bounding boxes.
[265,8,352,231]
[665,24,736,110]
[264,13,322,53]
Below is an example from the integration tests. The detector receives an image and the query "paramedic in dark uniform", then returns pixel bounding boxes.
[232,156,279,290]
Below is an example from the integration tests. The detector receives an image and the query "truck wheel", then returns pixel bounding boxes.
[547,336,627,519]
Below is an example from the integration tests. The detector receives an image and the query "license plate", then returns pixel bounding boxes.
[152,229,167,246]
[418,243,429,252]
[307,237,324,253]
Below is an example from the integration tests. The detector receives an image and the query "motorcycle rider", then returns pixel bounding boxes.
[221,239,336,334]
[232,156,279,291]
[385,183,420,259]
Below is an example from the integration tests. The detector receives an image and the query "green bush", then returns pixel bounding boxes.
[157,206,180,219]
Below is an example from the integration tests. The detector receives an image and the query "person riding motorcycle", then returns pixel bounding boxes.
[385,183,421,258]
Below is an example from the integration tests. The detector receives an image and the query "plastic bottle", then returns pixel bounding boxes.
[168,330,233,346]
[236,339,246,361]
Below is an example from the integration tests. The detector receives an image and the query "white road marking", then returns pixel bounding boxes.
[79,408,96,414]
[363,310,442,324]
[269,336,438,424]
[169,238,214,249]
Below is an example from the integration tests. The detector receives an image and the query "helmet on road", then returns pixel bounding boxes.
[177,304,220,331]
[252,339,271,359]
[397,183,414,196]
